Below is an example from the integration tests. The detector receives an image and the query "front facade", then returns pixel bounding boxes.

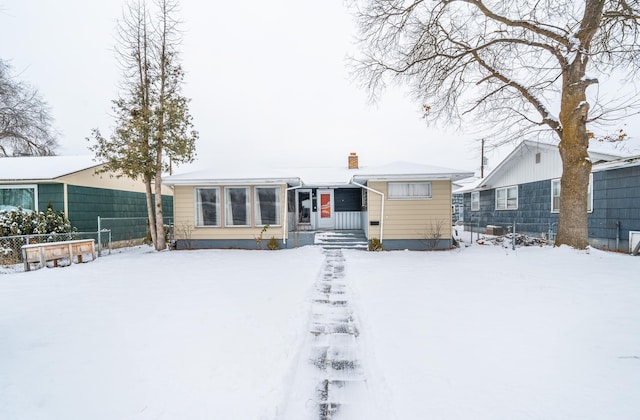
[164,155,473,250]
[461,141,640,252]
[0,156,173,241]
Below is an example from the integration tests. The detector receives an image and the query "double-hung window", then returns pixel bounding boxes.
[551,175,593,213]
[495,186,518,210]
[388,182,432,199]
[0,185,37,212]
[254,186,281,226]
[225,187,251,226]
[471,191,480,211]
[195,188,220,227]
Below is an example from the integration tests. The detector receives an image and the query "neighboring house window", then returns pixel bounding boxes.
[0,184,37,212]
[551,174,593,213]
[255,186,281,226]
[551,179,561,213]
[495,186,518,210]
[388,182,432,199]
[471,191,480,211]
[195,188,220,226]
[225,187,251,226]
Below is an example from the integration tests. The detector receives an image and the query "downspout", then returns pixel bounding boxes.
[283,180,303,245]
[351,179,385,245]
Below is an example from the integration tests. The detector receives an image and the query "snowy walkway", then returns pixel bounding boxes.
[279,249,378,419]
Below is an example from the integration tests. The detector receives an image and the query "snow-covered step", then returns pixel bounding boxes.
[315,231,369,250]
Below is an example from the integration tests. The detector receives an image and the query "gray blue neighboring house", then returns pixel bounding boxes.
[460,140,640,252]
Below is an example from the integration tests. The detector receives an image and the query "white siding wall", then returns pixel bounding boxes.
[335,211,362,230]
[492,145,563,188]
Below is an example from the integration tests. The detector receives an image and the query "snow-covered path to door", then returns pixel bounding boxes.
[1,243,640,419]
[278,249,385,419]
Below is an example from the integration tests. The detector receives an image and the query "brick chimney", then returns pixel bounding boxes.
[348,152,359,169]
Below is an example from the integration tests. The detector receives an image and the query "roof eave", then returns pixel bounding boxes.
[353,172,473,182]
[163,177,301,186]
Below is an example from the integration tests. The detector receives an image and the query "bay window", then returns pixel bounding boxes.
[195,188,220,226]
[255,186,281,226]
[225,187,250,226]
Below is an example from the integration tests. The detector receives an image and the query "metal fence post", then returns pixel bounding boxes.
[97,216,102,257]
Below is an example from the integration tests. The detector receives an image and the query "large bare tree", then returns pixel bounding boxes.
[351,0,640,249]
[89,0,197,251]
[0,59,58,157]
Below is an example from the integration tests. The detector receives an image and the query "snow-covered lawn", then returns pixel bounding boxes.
[1,242,639,419]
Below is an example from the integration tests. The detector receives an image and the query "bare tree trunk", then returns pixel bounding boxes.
[153,171,165,250]
[554,0,604,249]
[556,95,592,249]
[144,175,157,246]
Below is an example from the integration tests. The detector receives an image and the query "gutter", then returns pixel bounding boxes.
[283,180,303,245]
[350,179,385,245]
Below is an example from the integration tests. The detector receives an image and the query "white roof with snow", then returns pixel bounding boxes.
[0,155,101,181]
[163,161,474,187]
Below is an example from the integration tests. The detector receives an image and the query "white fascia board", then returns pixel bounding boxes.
[163,177,301,186]
[353,173,471,182]
[592,155,640,172]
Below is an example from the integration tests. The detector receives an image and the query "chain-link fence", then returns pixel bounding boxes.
[97,217,173,248]
[459,221,557,247]
[0,231,110,270]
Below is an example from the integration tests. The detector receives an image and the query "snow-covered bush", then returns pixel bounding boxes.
[0,205,75,237]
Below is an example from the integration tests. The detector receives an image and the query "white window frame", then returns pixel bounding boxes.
[388,182,432,200]
[194,187,220,227]
[0,184,39,212]
[471,191,480,211]
[551,174,593,213]
[224,186,251,227]
[254,186,281,227]
[551,179,561,213]
[495,186,518,210]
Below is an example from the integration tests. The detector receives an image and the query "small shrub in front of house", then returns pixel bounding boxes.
[267,236,280,250]
[368,238,383,251]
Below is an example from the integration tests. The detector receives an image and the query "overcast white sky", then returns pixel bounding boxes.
[2,0,638,175]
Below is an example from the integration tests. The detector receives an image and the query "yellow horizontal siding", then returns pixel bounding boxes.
[58,166,172,195]
[367,180,452,240]
[173,184,287,240]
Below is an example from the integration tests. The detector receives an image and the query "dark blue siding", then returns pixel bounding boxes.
[464,165,640,250]
[464,180,558,237]
[590,166,640,250]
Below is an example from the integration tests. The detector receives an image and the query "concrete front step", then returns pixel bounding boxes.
[315,231,368,250]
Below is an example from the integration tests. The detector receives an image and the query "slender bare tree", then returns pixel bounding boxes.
[151,0,197,250]
[351,0,640,249]
[89,0,197,251]
[0,59,58,157]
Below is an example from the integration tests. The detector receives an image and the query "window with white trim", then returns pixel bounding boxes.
[388,182,432,199]
[551,174,593,213]
[495,186,518,210]
[551,179,561,213]
[225,187,251,226]
[471,191,480,211]
[254,186,281,226]
[0,184,37,212]
[195,188,220,227]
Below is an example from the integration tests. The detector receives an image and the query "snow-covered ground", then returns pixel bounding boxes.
[1,237,639,419]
